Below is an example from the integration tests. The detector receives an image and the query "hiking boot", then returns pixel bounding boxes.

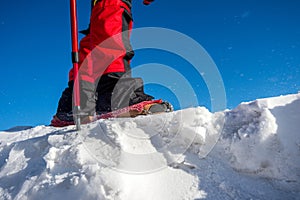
[50,112,74,127]
[96,74,154,113]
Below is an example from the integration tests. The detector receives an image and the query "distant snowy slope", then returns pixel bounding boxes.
[0,93,299,200]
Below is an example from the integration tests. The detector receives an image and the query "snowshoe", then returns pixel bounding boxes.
[97,99,173,119]
[50,99,173,127]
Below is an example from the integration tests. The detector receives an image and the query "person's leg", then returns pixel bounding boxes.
[53,33,92,122]
[78,0,135,118]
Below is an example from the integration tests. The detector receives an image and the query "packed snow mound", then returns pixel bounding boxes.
[0,93,300,200]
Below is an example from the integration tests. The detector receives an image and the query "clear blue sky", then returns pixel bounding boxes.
[0,0,299,130]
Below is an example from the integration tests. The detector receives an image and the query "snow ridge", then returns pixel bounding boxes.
[0,93,300,200]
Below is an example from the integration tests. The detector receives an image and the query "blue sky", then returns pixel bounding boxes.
[0,0,299,130]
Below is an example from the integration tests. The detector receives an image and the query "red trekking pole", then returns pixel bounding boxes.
[70,0,81,130]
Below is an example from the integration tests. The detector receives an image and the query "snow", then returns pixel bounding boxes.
[1,93,300,200]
